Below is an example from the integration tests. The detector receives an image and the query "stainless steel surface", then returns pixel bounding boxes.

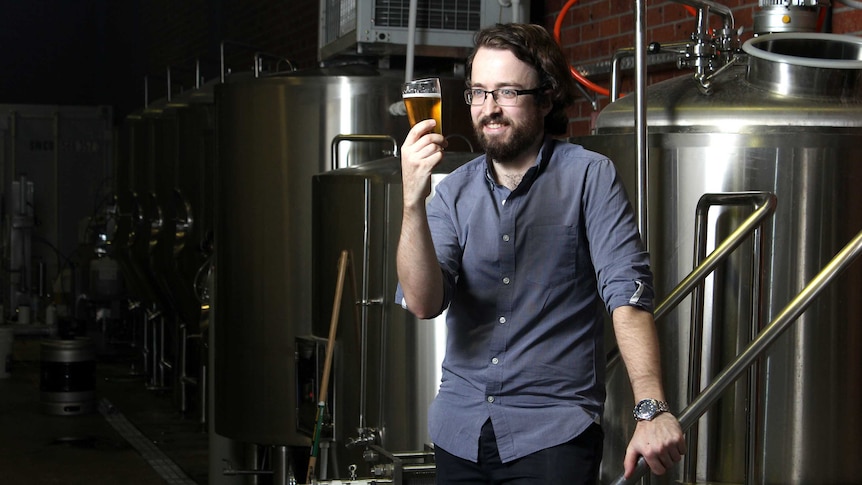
[572,34,862,483]
[311,153,474,478]
[612,228,862,485]
[213,65,475,446]
[743,33,862,98]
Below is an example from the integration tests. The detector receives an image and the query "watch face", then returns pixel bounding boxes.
[636,400,658,419]
[634,399,666,421]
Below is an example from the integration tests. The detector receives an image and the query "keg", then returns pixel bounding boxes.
[40,338,96,415]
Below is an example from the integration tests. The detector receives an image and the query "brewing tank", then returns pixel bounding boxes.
[111,105,171,311]
[148,85,216,330]
[311,153,475,477]
[213,65,475,446]
[571,33,862,484]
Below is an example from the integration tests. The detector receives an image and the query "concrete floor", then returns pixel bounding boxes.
[0,327,208,485]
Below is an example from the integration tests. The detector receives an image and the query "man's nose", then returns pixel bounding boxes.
[479,93,502,113]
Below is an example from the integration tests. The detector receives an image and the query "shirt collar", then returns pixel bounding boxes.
[483,136,556,192]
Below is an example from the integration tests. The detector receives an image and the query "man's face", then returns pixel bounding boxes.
[469,47,549,164]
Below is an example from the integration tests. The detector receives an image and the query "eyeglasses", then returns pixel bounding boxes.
[463,87,543,106]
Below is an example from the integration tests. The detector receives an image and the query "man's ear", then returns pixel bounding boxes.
[539,92,553,116]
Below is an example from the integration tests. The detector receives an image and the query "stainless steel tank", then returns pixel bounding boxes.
[171,87,216,329]
[311,153,475,478]
[147,85,216,331]
[213,65,475,447]
[570,33,862,484]
[111,107,169,310]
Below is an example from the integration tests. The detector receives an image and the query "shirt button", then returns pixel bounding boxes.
[487,396,495,403]
[498,316,506,324]
[491,357,499,365]
[502,277,510,285]
[502,234,510,242]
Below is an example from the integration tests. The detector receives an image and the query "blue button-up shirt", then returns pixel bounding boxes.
[397,138,654,463]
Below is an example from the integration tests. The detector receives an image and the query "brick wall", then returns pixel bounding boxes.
[543,0,862,136]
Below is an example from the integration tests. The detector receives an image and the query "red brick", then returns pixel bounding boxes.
[833,7,862,34]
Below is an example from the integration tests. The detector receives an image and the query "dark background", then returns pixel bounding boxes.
[0,0,323,124]
[0,0,547,125]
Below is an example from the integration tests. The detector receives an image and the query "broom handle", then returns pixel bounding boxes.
[306,250,350,484]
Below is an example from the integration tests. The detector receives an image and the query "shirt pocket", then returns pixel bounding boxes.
[523,224,578,288]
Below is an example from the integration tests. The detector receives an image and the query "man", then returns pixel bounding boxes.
[396,23,685,484]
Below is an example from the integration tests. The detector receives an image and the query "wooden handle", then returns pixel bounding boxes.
[306,250,350,484]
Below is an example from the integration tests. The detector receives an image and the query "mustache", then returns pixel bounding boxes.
[478,113,510,126]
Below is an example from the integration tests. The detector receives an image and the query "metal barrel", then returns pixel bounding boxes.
[40,338,96,416]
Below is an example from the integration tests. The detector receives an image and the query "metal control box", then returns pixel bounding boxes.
[319,0,529,60]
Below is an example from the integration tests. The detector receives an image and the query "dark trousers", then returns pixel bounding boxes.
[434,419,603,485]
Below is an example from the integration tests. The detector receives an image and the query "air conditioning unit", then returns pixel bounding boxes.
[319,0,529,60]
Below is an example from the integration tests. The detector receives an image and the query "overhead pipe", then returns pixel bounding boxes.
[405,0,418,83]
[511,0,522,23]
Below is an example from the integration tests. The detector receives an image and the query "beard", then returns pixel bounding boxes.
[473,111,544,164]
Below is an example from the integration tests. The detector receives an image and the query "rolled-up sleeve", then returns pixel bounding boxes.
[582,158,655,315]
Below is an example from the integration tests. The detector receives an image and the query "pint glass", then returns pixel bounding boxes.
[402,78,442,134]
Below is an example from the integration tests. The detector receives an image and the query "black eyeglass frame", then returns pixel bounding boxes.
[463,87,544,106]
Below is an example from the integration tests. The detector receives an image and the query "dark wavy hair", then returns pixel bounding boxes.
[466,23,577,135]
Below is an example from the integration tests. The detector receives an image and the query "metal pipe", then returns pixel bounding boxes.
[167,66,173,102]
[142,308,150,381]
[360,180,372,431]
[674,0,735,30]
[273,445,290,485]
[180,323,188,412]
[253,52,296,78]
[405,0,419,82]
[746,223,765,483]
[634,0,649,248]
[612,228,862,484]
[610,48,634,102]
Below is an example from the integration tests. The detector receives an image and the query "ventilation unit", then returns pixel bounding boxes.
[319,0,529,60]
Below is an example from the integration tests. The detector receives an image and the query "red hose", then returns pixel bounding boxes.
[553,0,698,99]
[554,0,610,97]
[816,5,827,32]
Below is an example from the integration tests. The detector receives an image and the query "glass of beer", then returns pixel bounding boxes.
[402,78,442,134]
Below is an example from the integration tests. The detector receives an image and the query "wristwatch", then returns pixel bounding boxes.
[633,398,670,421]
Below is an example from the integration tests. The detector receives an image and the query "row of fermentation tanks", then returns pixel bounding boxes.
[107,33,862,485]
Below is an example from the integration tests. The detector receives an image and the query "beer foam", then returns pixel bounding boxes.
[403,92,441,98]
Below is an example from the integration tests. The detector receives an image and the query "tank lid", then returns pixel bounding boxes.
[743,33,862,98]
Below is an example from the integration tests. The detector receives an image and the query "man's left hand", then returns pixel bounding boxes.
[624,413,686,478]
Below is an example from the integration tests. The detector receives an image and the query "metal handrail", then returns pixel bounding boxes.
[330,134,399,171]
[612,228,862,484]
[686,192,773,481]
[606,192,778,369]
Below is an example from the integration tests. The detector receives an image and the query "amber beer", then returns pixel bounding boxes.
[404,93,443,134]
[402,78,443,134]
